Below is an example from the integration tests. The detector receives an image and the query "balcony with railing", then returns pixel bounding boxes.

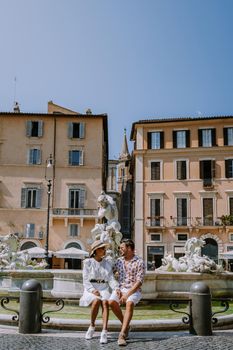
[171,217,192,227]
[52,208,98,217]
[145,215,223,229]
[194,216,221,227]
[145,216,165,228]
[203,178,214,189]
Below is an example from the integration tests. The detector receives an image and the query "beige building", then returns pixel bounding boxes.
[131,116,233,270]
[0,101,108,268]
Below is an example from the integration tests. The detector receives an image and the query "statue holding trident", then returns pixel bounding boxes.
[91,191,122,259]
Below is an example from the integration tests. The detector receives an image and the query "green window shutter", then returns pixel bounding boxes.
[147,132,152,149]
[186,130,190,147]
[173,131,177,148]
[198,129,202,147]
[225,159,230,178]
[160,131,164,149]
[68,150,72,165]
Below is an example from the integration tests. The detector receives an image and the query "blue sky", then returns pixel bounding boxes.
[0,0,233,158]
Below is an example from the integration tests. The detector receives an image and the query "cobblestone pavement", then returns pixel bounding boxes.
[0,328,233,350]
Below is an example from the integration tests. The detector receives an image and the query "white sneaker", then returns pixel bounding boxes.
[85,325,95,339]
[100,330,108,344]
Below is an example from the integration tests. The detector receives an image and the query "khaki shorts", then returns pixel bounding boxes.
[109,287,142,305]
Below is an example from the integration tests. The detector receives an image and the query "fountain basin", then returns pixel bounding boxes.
[0,270,233,300]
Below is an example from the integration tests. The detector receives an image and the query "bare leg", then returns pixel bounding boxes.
[90,299,101,327]
[120,301,134,335]
[102,300,109,330]
[108,300,124,323]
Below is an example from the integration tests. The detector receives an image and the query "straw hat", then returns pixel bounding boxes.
[90,240,109,257]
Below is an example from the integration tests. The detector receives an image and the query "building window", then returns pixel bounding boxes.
[200,160,215,186]
[28,149,41,165]
[198,128,216,147]
[69,150,84,166]
[69,188,85,209]
[174,246,185,259]
[26,121,43,137]
[229,197,233,216]
[68,122,85,139]
[177,233,188,241]
[151,161,161,180]
[151,234,161,242]
[148,131,164,149]
[176,160,187,180]
[225,159,233,178]
[224,127,233,146]
[173,130,190,148]
[203,198,213,225]
[21,188,42,208]
[150,198,161,226]
[229,234,233,242]
[177,198,187,226]
[25,223,35,238]
[147,246,164,270]
[20,241,37,250]
[69,224,79,237]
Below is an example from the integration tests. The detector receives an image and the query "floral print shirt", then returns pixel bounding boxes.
[114,255,145,291]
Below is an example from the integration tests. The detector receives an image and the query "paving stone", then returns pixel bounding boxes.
[0,332,233,350]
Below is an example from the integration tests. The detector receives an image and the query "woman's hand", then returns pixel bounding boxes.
[92,290,100,296]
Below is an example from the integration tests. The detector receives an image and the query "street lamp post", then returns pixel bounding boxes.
[45,154,53,268]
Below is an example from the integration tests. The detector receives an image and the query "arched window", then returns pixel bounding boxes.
[20,241,37,250]
[65,242,82,249]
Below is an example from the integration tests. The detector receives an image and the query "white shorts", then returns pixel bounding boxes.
[79,282,110,307]
[109,287,142,305]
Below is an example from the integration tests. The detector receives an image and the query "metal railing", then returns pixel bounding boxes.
[172,217,192,227]
[146,216,223,228]
[146,216,165,227]
[52,208,98,216]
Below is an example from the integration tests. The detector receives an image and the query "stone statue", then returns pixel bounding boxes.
[0,233,47,270]
[157,237,223,273]
[91,191,122,258]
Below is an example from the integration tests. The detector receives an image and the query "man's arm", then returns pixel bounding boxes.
[120,280,142,304]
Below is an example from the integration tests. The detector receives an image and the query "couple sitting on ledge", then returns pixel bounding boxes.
[79,238,145,346]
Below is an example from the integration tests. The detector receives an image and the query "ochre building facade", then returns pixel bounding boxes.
[131,116,233,270]
[0,102,108,268]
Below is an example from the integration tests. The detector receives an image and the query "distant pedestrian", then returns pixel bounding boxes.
[79,240,119,344]
[109,239,145,346]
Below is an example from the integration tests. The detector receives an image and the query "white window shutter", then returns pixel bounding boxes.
[79,189,85,208]
[37,149,41,164]
[36,189,42,208]
[38,121,43,137]
[68,122,73,138]
[26,121,32,137]
[21,188,27,208]
[79,150,84,165]
[79,122,85,138]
